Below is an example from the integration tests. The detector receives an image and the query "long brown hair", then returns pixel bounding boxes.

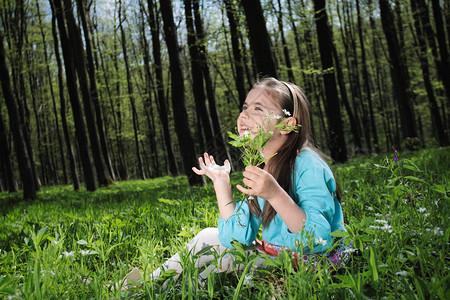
[246,77,329,227]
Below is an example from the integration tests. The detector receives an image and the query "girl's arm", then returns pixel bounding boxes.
[237,166,306,233]
[192,153,235,219]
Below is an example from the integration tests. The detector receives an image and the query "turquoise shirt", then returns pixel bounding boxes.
[218,148,346,253]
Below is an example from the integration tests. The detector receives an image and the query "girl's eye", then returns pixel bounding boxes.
[255,107,263,111]
[242,105,247,111]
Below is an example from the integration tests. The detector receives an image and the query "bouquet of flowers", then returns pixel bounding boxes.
[227,110,299,208]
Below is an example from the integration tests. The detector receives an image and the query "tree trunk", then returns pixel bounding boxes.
[0,32,36,199]
[76,0,115,182]
[431,0,450,115]
[184,0,215,154]
[51,3,80,191]
[118,0,146,180]
[160,0,202,185]
[37,0,68,184]
[223,0,247,107]
[411,0,448,146]
[276,0,295,82]
[62,0,108,186]
[147,0,179,177]
[0,104,18,192]
[313,0,347,162]
[356,0,379,152]
[379,0,418,143]
[241,0,278,78]
[192,0,232,164]
[52,0,97,191]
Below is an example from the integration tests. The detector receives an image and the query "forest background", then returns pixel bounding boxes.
[0,0,449,199]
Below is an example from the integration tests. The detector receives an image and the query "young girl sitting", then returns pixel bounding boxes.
[121,77,348,289]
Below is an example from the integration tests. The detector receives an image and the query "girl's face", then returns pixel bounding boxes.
[237,87,283,138]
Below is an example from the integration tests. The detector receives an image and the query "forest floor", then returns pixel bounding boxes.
[0,147,449,299]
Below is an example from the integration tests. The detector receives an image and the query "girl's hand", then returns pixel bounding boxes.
[192,153,231,183]
[236,166,284,202]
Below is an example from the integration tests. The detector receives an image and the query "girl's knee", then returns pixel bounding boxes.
[194,227,219,241]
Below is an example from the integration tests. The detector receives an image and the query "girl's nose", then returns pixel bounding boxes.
[239,110,249,120]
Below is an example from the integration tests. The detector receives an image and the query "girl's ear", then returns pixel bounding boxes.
[280,117,297,135]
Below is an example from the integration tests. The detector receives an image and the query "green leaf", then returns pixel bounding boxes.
[331,230,349,238]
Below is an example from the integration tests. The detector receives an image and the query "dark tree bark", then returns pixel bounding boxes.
[0,32,36,199]
[431,0,450,113]
[118,0,146,180]
[313,0,347,162]
[192,0,231,164]
[379,0,418,142]
[37,0,67,184]
[52,0,97,191]
[184,0,215,153]
[51,3,80,191]
[0,104,18,192]
[147,0,179,177]
[411,0,448,146]
[62,0,108,186]
[241,0,278,78]
[223,0,247,107]
[275,0,295,82]
[138,1,160,178]
[356,0,379,152]
[76,0,115,182]
[160,0,202,185]
[52,9,80,191]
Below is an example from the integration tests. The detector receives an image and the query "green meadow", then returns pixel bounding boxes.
[0,147,448,299]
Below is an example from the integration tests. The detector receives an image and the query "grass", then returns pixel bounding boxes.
[0,147,449,299]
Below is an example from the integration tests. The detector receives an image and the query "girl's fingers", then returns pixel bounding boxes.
[236,184,251,195]
[192,167,204,175]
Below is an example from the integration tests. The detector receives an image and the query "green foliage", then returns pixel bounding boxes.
[0,147,448,298]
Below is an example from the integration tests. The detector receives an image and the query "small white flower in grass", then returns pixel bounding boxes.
[396,270,408,276]
[375,219,388,224]
[243,274,253,286]
[424,213,430,217]
[375,213,382,217]
[418,207,426,213]
[79,250,98,256]
[62,251,74,257]
[433,227,443,236]
[367,206,373,211]
[282,109,291,116]
[314,237,327,246]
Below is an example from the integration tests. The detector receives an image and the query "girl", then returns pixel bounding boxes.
[119,77,347,289]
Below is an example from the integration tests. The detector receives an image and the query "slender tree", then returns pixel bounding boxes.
[0,102,18,192]
[313,0,347,162]
[192,0,231,164]
[411,0,448,146]
[50,3,80,191]
[241,0,278,78]
[160,0,202,185]
[0,32,36,199]
[223,0,247,107]
[52,0,97,191]
[76,0,116,181]
[147,0,179,177]
[379,0,417,143]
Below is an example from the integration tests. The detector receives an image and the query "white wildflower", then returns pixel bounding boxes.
[243,274,253,286]
[62,251,75,257]
[375,219,388,224]
[78,250,98,256]
[367,206,373,211]
[282,109,291,116]
[375,213,382,217]
[418,207,426,213]
[396,270,408,276]
[433,227,443,236]
[314,237,327,246]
